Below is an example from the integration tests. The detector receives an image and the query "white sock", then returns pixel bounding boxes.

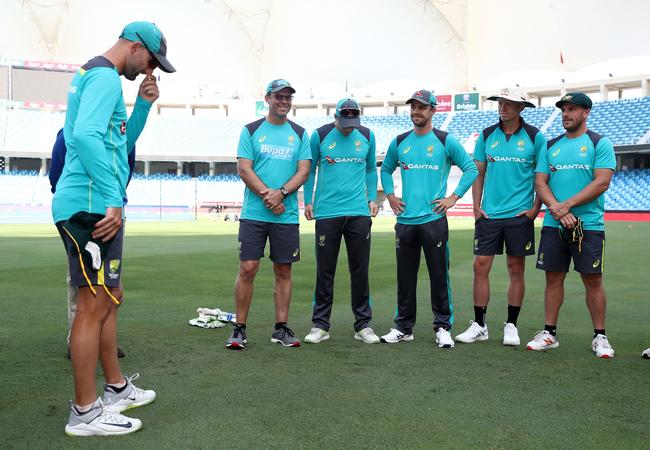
[107,377,126,390]
[74,399,96,414]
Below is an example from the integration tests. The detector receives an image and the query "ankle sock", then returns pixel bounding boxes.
[474,306,487,327]
[274,322,287,330]
[594,329,606,338]
[544,324,557,336]
[506,304,521,326]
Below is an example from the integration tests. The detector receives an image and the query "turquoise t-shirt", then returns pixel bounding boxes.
[52,56,152,223]
[303,124,377,219]
[473,119,546,218]
[381,129,478,225]
[237,118,311,224]
[536,131,616,231]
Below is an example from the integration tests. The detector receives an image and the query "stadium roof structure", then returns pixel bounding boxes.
[1,0,650,102]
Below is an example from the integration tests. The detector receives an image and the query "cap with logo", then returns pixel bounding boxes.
[266,79,296,95]
[335,98,361,128]
[555,92,592,109]
[406,90,437,107]
[487,87,535,108]
[120,21,175,73]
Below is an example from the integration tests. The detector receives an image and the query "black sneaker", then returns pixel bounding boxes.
[226,325,247,349]
[271,325,301,347]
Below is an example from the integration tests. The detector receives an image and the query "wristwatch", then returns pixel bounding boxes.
[280,186,289,198]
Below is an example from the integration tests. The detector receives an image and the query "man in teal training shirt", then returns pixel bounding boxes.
[379,89,478,348]
[54,22,175,436]
[302,98,380,345]
[226,79,311,350]
[526,92,617,359]
[456,87,545,347]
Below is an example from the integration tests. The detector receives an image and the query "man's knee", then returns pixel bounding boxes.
[273,263,292,282]
[473,256,492,276]
[507,257,525,279]
[581,273,603,290]
[239,260,260,282]
[545,271,566,287]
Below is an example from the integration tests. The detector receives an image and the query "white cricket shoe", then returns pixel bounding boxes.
[526,330,559,351]
[455,321,488,343]
[102,373,156,413]
[354,327,380,344]
[65,398,142,436]
[503,323,520,346]
[642,347,650,359]
[592,334,615,359]
[380,328,414,343]
[304,327,330,344]
[435,328,455,348]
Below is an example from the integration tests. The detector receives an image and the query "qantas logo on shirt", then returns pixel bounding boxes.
[260,144,293,160]
[120,121,126,135]
[399,161,439,171]
[325,155,364,164]
[549,163,592,171]
[486,154,529,163]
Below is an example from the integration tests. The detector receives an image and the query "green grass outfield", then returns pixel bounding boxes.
[1,217,649,449]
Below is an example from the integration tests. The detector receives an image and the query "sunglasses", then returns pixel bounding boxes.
[273,93,294,101]
[340,109,360,117]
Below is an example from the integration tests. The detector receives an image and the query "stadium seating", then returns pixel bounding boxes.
[4,97,650,158]
[2,97,650,158]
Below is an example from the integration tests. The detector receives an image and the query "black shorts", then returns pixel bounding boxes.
[473,216,535,256]
[536,226,605,274]
[238,219,300,264]
[56,221,124,289]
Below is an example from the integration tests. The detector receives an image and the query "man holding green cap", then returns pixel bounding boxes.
[379,89,478,348]
[527,92,617,359]
[302,98,380,345]
[226,79,311,350]
[54,21,174,436]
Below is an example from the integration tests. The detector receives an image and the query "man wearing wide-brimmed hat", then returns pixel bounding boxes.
[456,87,546,347]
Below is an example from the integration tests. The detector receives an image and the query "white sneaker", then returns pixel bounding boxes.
[526,330,559,351]
[642,347,650,359]
[354,327,380,344]
[65,398,142,436]
[592,334,615,358]
[455,321,488,343]
[435,328,455,348]
[380,328,414,343]
[304,327,330,344]
[503,323,520,346]
[102,373,156,413]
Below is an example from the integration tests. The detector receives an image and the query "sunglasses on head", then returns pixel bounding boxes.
[340,109,359,117]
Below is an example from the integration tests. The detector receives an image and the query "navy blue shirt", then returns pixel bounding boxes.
[49,128,136,204]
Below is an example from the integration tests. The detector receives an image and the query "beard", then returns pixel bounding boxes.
[563,118,584,133]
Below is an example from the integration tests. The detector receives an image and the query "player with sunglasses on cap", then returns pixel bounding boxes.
[302,98,380,345]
